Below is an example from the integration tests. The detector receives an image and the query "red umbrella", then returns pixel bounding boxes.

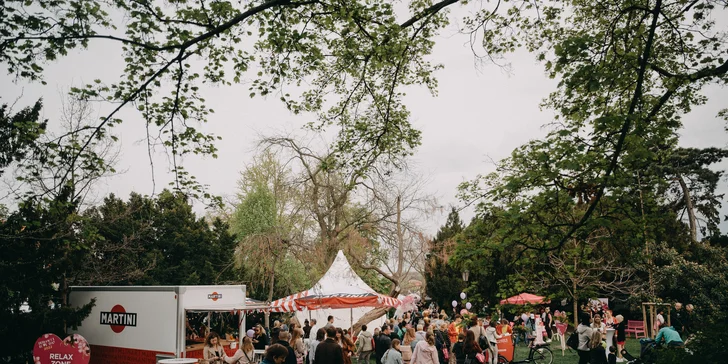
[499,293,550,305]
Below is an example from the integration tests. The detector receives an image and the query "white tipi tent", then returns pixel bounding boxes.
[269,250,399,330]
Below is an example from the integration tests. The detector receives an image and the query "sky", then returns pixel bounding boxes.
[1,3,727,236]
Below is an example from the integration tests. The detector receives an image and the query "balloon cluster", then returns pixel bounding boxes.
[452,292,473,314]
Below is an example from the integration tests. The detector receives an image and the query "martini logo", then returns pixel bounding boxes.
[100,305,137,333]
[208,292,223,301]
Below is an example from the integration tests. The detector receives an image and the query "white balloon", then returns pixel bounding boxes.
[460,292,467,300]
[246,329,255,338]
[452,300,458,308]
[466,302,472,310]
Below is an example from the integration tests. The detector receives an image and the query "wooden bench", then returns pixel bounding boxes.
[625,320,646,338]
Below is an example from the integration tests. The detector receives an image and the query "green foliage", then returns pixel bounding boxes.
[0,187,95,363]
[425,208,466,308]
[1,0,457,199]
[653,240,728,321]
[0,99,47,177]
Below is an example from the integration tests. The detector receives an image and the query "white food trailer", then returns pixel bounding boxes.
[69,285,247,364]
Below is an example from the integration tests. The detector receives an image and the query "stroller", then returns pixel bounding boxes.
[621,339,658,364]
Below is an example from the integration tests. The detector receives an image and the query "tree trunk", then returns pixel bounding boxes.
[352,307,389,334]
[572,281,578,328]
[676,174,697,243]
[265,260,276,329]
[573,257,578,328]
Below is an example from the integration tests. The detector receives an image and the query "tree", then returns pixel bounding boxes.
[656,147,728,241]
[0,99,47,177]
[425,208,465,309]
[2,0,459,197]
[0,187,94,363]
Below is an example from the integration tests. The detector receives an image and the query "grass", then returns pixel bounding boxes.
[508,338,642,364]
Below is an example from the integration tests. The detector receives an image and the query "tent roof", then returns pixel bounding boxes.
[500,293,550,305]
[270,251,400,311]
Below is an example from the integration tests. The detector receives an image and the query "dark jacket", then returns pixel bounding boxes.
[375,334,392,364]
[315,338,344,364]
[589,346,608,364]
[277,340,297,364]
[452,341,465,364]
[254,333,269,350]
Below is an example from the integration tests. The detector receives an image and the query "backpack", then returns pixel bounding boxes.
[566,331,579,350]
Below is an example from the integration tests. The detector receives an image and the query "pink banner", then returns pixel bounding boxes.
[33,334,91,364]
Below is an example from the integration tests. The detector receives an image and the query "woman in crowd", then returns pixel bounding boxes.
[401,328,416,363]
[336,328,345,346]
[204,332,227,363]
[577,313,594,364]
[253,324,269,351]
[462,331,482,364]
[290,328,306,364]
[589,330,607,364]
[411,332,439,364]
[225,336,255,364]
[437,323,451,364]
[591,315,606,341]
[603,311,615,329]
[341,334,357,364]
[484,320,502,364]
[383,339,404,364]
[262,344,289,364]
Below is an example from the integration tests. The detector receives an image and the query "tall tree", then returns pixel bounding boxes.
[425,208,465,309]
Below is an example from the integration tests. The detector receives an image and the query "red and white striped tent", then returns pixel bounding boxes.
[269,251,400,328]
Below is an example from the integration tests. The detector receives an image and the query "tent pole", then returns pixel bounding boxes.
[351,308,353,333]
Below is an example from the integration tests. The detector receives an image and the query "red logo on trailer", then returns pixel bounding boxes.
[208,292,223,301]
[100,305,137,333]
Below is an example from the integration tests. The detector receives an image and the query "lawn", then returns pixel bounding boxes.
[507,338,641,364]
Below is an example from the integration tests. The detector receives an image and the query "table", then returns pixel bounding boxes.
[159,359,199,364]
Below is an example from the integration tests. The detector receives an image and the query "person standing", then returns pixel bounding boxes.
[304,320,312,339]
[614,315,626,362]
[376,325,393,364]
[401,328,415,364]
[355,325,375,364]
[670,302,685,333]
[577,314,593,364]
[324,316,335,330]
[276,331,297,364]
[315,327,345,364]
[462,331,482,364]
[411,332,439,364]
[542,308,553,342]
[309,319,319,340]
[382,339,404,364]
[291,328,306,364]
[451,333,466,364]
[254,324,270,351]
[588,331,607,364]
[225,336,256,364]
[484,322,502,364]
[204,332,227,364]
[263,344,291,364]
[308,329,325,364]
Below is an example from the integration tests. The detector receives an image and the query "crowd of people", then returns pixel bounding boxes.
[197,300,698,364]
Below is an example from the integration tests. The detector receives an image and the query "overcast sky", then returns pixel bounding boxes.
[1,4,726,235]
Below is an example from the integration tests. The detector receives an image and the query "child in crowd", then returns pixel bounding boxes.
[608,346,617,364]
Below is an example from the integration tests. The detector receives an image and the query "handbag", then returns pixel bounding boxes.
[475,353,485,363]
[443,347,449,360]
[566,331,580,350]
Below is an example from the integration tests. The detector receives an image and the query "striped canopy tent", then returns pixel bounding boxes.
[269,251,400,328]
